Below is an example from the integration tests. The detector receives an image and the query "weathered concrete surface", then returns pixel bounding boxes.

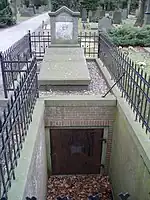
[96,59,150,200]
[7,100,47,200]
[38,47,91,86]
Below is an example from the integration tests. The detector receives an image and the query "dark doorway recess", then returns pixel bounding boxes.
[50,129,104,175]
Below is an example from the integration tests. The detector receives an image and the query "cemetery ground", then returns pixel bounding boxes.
[122,47,150,74]
[1,6,150,200]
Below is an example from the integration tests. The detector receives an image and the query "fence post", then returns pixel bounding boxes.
[28,30,32,58]
[98,31,101,58]
[0,52,8,98]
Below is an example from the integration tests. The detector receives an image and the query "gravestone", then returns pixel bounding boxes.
[82,8,87,22]
[98,17,112,33]
[136,9,139,17]
[100,10,105,19]
[122,9,128,20]
[91,9,105,22]
[48,6,80,44]
[94,7,101,21]
[113,11,122,24]
[91,10,96,22]
[89,10,92,22]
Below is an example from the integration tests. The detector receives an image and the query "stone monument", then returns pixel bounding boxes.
[113,11,122,24]
[122,9,128,20]
[39,6,90,88]
[82,8,87,22]
[89,10,92,22]
[48,6,80,44]
[98,17,113,33]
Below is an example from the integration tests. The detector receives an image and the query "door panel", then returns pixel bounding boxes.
[51,129,104,175]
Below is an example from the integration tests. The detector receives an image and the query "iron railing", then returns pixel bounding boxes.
[0,54,38,199]
[1,30,150,135]
[0,53,35,98]
[1,34,31,61]
[29,31,98,60]
[99,33,150,134]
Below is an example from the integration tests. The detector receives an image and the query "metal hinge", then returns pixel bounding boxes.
[99,138,107,143]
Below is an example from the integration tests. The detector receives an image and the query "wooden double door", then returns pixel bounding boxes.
[50,129,104,175]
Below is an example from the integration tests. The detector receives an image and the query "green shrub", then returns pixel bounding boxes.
[108,25,150,47]
[0,0,16,27]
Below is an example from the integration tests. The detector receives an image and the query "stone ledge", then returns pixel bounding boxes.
[41,94,116,107]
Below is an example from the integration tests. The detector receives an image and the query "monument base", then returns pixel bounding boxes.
[38,47,91,87]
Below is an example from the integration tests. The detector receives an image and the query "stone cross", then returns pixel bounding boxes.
[48,6,80,44]
[118,192,130,200]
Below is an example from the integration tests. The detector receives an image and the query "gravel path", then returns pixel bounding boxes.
[39,61,109,96]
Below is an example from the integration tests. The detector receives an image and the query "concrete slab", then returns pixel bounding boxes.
[38,47,91,86]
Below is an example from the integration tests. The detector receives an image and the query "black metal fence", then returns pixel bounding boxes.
[0,53,36,98]
[0,54,38,199]
[78,32,98,58]
[99,33,150,134]
[29,31,98,60]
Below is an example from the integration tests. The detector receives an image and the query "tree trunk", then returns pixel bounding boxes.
[134,0,146,26]
[127,0,131,15]
[144,0,150,24]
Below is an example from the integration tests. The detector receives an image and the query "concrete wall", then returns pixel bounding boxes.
[96,59,150,200]
[7,100,47,200]
[110,102,150,200]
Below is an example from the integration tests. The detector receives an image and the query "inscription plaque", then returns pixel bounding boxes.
[56,22,73,40]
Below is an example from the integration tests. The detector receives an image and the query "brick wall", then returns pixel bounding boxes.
[44,102,116,171]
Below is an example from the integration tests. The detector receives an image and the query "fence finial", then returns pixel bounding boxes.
[26,197,37,200]
[88,194,100,200]
[118,192,130,200]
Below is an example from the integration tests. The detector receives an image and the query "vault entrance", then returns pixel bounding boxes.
[50,128,104,175]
